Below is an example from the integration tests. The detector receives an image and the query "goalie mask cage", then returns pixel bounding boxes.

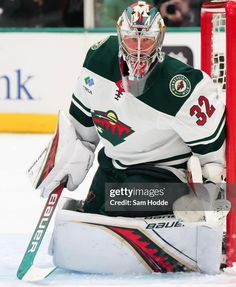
[201,0,236,267]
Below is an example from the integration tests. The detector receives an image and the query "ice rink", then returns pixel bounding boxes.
[1,133,236,287]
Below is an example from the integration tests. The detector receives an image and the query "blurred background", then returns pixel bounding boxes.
[0,0,203,28]
[0,0,203,133]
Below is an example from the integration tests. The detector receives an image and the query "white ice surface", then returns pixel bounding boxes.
[1,133,236,287]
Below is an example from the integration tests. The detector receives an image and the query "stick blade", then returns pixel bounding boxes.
[20,265,57,282]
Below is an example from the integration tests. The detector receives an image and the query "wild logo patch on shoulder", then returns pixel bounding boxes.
[91,37,109,50]
[169,74,191,98]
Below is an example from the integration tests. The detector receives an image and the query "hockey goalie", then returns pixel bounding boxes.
[28,1,230,276]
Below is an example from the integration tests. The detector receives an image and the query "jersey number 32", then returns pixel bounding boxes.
[190,96,216,126]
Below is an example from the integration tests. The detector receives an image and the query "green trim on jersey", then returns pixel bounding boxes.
[83,36,121,83]
[190,124,226,155]
[185,111,225,145]
[150,152,192,164]
[72,94,91,113]
[69,102,94,127]
[83,36,203,116]
[114,152,192,168]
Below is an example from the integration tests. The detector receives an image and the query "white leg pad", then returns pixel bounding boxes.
[196,226,223,274]
[49,198,223,275]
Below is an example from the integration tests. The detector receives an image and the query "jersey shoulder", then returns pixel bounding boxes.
[139,55,204,116]
[83,36,120,81]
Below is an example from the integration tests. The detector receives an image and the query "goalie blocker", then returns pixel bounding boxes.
[28,111,95,198]
[49,198,224,275]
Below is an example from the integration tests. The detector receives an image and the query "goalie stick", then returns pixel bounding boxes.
[17,111,79,281]
[16,181,66,281]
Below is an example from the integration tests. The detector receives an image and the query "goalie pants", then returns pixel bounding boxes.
[83,148,190,216]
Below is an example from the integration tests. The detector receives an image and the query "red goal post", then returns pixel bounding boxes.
[201,0,236,267]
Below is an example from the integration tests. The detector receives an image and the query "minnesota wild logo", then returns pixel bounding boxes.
[92,110,134,146]
[169,74,191,98]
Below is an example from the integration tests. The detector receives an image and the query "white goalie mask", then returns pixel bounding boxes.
[117,1,166,96]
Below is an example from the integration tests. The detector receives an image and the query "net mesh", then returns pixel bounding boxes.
[212,11,226,103]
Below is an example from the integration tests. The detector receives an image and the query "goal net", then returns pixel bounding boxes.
[201,0,236,267]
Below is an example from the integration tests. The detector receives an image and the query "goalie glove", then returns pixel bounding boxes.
[173,183,231,224]
[28,111,95,198]
[202,163,230,224]
[173,159,230,224]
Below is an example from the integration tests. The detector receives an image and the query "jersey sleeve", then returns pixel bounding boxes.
[69,70,100,148]
[171,71,226,167]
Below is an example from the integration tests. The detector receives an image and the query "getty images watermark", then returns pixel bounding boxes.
[104,182,190,213]
[104,182,234,214]
[109,186,168,206]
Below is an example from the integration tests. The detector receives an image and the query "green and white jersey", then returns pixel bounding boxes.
[69,36,225,170]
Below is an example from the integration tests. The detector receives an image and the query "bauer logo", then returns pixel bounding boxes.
[146,221,183,229]
[0,69,34,100]
[27,193,58,253]
[169,74,191,98]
